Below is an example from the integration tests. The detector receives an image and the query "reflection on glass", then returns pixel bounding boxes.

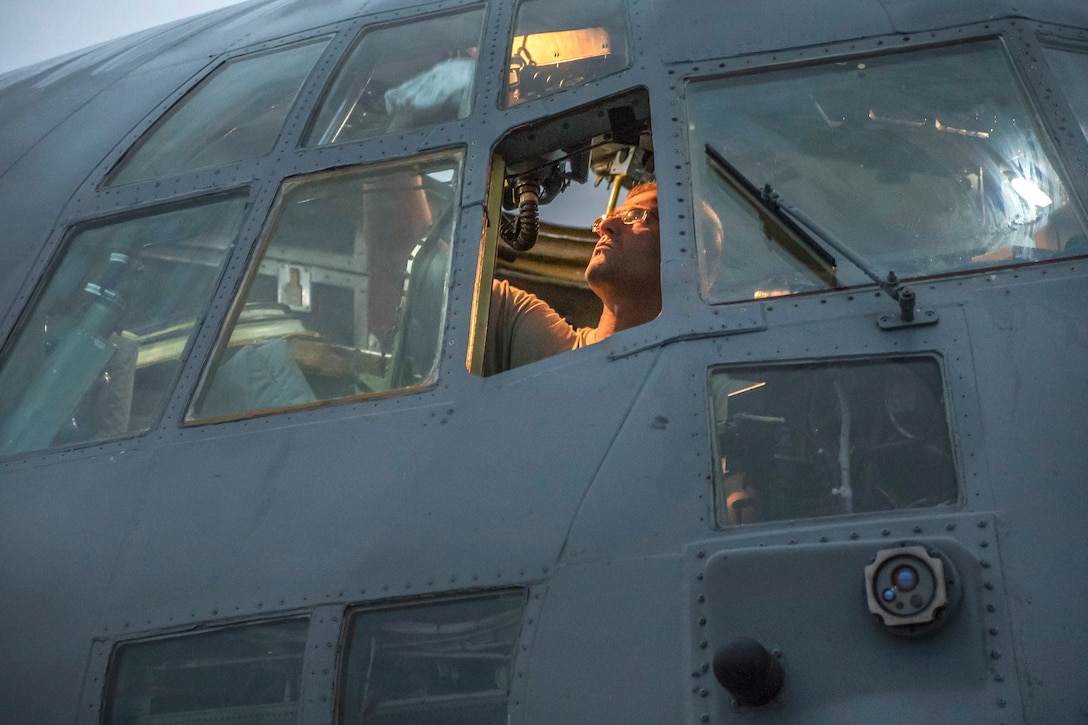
[1041,41,1088,148]
[709,357,958,526]
[688,40,1086,304]
[306,8,484,146]
[108,38,329,185]
[0,195,246,457]
[339,592,524,725]
[188,152,461,421]
[505,0,630,106]
[104,618,308,725]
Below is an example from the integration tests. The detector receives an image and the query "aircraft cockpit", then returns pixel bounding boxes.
[3,0,1088,722]
[0,0,650,457]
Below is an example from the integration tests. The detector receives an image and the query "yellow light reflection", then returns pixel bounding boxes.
[934,118,991,139]
[727,381,766,397]
[512,28,611,65]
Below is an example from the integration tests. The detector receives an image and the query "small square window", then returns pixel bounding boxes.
[709,356,958,526]
[103,618,308,724]
[338,592,524,724]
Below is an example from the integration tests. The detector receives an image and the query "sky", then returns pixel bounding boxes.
[0,0,248,75]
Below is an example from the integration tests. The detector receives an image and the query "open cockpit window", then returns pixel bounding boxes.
[0,195,247,458]
[688,40,1087,304]
[338,592,524,725]
[505,0,630,107]
[106,38,330,186]
[104,617,308,724]
[305,7,484,146]
[709,357,958,526]
[188,152,460,422]
[469,90,656,376]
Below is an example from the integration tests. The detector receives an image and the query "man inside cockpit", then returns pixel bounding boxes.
[482,181,661,375]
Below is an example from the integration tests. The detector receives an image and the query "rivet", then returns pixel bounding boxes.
[700,640,708,649]
[912,525,923,534]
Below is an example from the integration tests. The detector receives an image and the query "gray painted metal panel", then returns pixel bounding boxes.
[0,0,1085,721]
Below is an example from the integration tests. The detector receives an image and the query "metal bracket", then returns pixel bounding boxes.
[878,308,939,330]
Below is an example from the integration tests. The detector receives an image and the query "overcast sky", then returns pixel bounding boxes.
[0,0,247,75]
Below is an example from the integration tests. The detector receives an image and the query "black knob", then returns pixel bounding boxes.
[712,637,784,707]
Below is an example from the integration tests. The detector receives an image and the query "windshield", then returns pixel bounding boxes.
[0,195,247,457]
[688,40,1087,303]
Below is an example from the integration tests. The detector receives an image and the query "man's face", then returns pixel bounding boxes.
[585,189,661,297]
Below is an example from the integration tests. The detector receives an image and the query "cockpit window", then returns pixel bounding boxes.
[1041,40,1088,147]
[469,90,656,376]
[504,0,630,107]
[104,617,308,724]
[305,7,484,146]
[187,152,460,421]
[338,592,524,725]
[688,40,1087,304]
[0,195,247,458]
[709,357,958,526]
[107,39,330,186]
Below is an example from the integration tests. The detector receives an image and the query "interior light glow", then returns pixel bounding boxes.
[512,29,611,65]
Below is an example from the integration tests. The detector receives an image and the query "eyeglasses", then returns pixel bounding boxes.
[590,207,657,234]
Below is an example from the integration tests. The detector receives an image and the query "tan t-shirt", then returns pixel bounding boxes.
[482,279,596,375]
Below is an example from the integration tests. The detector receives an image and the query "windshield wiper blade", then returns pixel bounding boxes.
[704,143,918,322]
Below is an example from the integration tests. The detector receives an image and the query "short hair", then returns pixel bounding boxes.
[627,180,657,205]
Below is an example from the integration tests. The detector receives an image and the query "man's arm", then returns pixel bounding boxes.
[482,279,579,375]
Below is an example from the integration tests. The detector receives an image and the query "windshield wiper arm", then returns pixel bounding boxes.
[705,143,836,271]
[704,143,918,322]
